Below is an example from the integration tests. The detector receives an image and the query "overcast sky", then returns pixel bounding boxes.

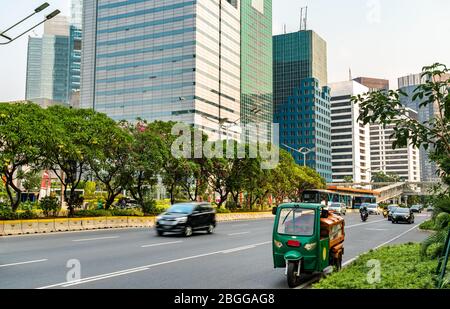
[1,0,449,101]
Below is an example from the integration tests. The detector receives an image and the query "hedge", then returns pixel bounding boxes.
[313,243,442,289]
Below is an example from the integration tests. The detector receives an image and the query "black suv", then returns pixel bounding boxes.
[156,203,216,237]
[391,208,415,224]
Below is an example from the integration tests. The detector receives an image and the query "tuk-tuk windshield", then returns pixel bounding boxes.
[277,208,315,236]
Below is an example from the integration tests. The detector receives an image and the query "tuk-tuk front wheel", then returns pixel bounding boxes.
[287,261,302,288]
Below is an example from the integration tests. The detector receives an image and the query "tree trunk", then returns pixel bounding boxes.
[169,183,176,205]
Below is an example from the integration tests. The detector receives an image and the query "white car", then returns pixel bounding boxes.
[328,202,346,216]
[367,203,381,215]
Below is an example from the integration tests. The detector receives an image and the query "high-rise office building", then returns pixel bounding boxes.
[240,0,273,141]
[273,30,327,109]
[81,0,242,140]
[273,30,331,182]
[370,108,421,182]
[25,16,70,107]
[68,0,83,107]
[274,78,332,182]
[353,77,389,92]
[397,73,450,181]
[328,80,372,183]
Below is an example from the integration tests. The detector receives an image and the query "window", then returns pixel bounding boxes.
[277,208,315,236]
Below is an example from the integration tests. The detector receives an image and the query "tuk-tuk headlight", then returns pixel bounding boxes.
[274,240,283,248]
[304,243,317,251]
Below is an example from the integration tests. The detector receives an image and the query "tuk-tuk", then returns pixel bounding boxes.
[272,203,345,288]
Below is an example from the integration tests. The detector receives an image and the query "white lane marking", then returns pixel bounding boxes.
[374,223,421,250]
[228,232,250,236]
[365,228,388,231]
[72,236,119,242]
[36,241,272,289]
[0,259,48,268]
[342,257,358,267]
[141,241,183,248]
[222,245,256,254]
[231,224,249,227]
[346,219,386,229]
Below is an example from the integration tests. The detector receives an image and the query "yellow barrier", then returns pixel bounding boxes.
[115,217,129,228]
[38,219,56,233]
[81,218,99,230]
[54,218,69,231]
[0,221,5,236]
[95,217,107,229]
[3,220,23,235]
[68,218,84,231]
[21,220,39,234]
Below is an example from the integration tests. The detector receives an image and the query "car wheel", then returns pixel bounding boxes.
[392,220,396,224]
[157,230,164,236]
[184,226,193,237]
[206,224,215,234]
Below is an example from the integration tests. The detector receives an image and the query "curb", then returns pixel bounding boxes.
[0,212,272,237]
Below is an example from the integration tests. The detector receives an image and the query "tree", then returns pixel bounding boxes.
[17,170,41,192]
[40,106,115,216]
[343,176,354,183]
[371,171,400,183]
[0,103,47,210]
[88,121,133,209]
[122,120,164,212]
[353,63,450,186]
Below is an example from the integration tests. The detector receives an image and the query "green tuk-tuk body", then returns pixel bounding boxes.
[272,203,345,288]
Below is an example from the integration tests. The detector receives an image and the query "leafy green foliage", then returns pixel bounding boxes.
[353,63,450,187]
[39,196,60,217]
[313,244,439,289]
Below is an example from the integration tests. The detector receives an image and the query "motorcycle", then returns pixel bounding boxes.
[383,209,388,218]
[360,207,369,222]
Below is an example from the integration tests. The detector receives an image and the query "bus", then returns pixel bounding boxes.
[301,189,376,209]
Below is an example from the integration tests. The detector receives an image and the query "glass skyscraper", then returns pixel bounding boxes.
[273,30,332,182]
[240,0,273,141]
[81,0,241,139]
[68,0,83,107]
[25,16,70,107]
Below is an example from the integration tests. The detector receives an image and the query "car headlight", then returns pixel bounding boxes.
[274,240,283,248]
[176,217,188,223]
[156,215,163,221]
[304,243,317,251]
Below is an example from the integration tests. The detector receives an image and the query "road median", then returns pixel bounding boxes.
[0,212,272,236]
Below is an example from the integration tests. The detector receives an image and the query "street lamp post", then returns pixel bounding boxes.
[282,144,315,167]
[0,3,60,46]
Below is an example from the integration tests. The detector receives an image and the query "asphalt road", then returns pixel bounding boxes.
[0,212,432,289]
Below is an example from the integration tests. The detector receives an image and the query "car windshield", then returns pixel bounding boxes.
[166,204,195,214]
[411,205,419,209]
[394,208,410,214]
[330,203,341,207]
[368,204,377,208]
[277,208,315,236]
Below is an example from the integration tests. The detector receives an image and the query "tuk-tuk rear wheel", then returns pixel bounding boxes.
[287,261,302,288]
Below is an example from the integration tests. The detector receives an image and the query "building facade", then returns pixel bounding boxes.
[398,73,441,181]
[81,0,242,140]
[273,30,331,182]
[274,78,332,182]
[68,0,83,107]
[273,30,328,109]
[353,77,389,92]
[370,108,421,182]
[240,0,272,141]
[328,81,371,183]
[25,16,70,106]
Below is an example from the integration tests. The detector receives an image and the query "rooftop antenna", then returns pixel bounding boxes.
[300,6,308,31]
[349,68,353,81]
[283,24,287,34]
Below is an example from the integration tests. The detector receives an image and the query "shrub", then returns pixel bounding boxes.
[111,209,144,217]
[313,243,438,289]
[0,208,16,220]
[142,199,157,215]
[419,219,436,231]
[72,209,112,217]
[18,209,39,220]
[39,196,60,217]
[215,207,231,214]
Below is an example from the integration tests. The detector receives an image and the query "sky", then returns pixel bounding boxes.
[0,0,449,101]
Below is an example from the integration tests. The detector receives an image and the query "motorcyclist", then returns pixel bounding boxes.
[360,205,369,221]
